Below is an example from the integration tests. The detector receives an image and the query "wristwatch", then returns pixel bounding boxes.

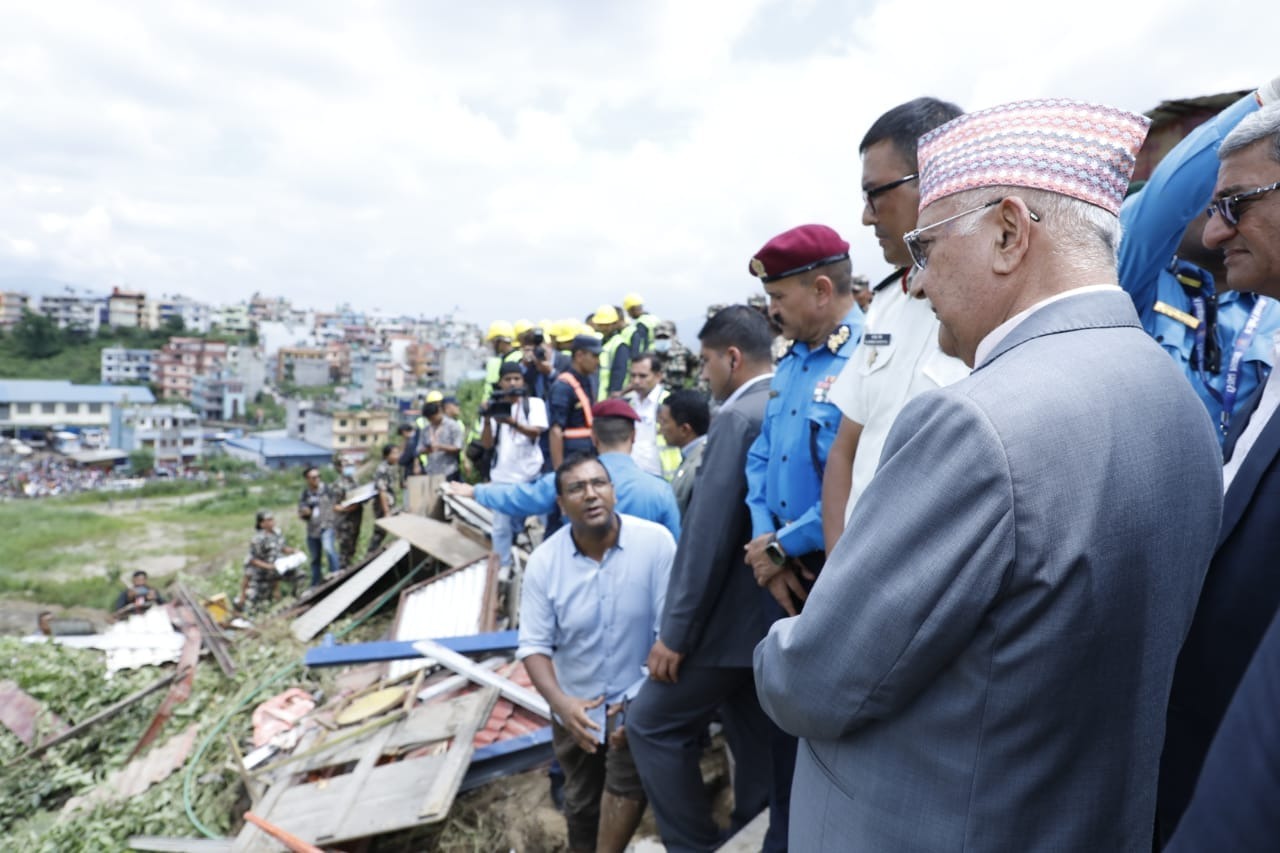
[765,536,788,568]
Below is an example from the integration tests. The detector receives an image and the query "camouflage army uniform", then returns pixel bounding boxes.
[653,320,700,390]
[365,461,397,555]
[328,474,362,569]
[245,528,286,609]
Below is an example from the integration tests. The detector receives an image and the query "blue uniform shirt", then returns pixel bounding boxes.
[746,305,864,557]
[474,451,682,542]
[517,513,675,740]
[1119,91,1280,441]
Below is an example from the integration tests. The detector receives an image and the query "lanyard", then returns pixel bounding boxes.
[1188,293,1208,374]
[1221,299,1269,434]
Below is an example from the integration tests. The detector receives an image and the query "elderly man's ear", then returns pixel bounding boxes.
[992,198,1036,275]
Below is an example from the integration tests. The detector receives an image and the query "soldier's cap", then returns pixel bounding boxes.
[749,224,850,284]
[917,98,1150,216]
[571,334,603,355]
[654,320,676,337]
[255,509,273,529]
[592,399,640,421]
[499,361,524,377]
[591,304,621,326]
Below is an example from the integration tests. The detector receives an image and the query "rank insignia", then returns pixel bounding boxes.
[750,257,767,278]
[827,324,851,354]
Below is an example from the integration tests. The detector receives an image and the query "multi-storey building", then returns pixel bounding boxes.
[100,347,158,384]
[38,293,104,333]
[0,380,154,434]
[112,404,203,466]
[214,303,252,336]
[0,291,30,329]
[296,405,390,463]
[152,337,229,401]
[277,347,330,387]
[191,372,247,422]
[107,287,147,329]
[147,295,212,334]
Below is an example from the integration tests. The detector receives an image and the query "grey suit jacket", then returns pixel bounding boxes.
[661,378,771,667]
[670,437,705,519]
[754,290,1222,852]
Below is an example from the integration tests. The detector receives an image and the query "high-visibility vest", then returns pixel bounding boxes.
[652,387,681,480]
[597,334,628,400]
[623,313,659,353]
[556,372,595,440]
[414,415,429,469]
[485,349,523,387]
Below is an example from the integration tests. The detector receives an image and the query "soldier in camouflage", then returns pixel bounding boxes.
[329,457,363,570]
[365,443,401,556]
[652,320,699,390]
[238,510,297,612]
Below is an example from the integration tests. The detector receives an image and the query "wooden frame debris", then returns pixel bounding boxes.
[372,514,488,568]
[175,582,236,678]
[290,539,410,642]
[412,640,550,718]
[233,688,499,850]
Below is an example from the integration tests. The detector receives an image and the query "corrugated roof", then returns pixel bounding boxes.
[224,435,333,457]
[388,558,494,680]
[0,380,155,404]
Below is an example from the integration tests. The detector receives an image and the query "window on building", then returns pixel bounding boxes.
[41,403,56,415]
[15,403,30,415]
[88,403,102,414]
[338,436,347,444]
[339,419,348,428]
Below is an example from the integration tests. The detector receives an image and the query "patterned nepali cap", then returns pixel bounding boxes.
[917,98,1150,216]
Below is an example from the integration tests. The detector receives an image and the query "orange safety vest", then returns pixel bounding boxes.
[556,372,595,440]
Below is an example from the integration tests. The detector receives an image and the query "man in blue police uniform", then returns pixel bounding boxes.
[742,222,863,848]
[1119,76,1280,442]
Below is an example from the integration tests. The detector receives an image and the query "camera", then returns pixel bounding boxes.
[523,329,548,362]
[482,387,528,419]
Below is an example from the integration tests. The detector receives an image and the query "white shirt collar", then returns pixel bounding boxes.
[973,284,1120,367]
[722,372,774,409]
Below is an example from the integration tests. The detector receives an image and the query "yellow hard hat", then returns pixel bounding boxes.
[591,304,620,326]
[486,320,515,341]
[622,293,644,311]
[538,318,554,335]
[513,319,533,337]
[426,390,444,403]
[581,322,602,339]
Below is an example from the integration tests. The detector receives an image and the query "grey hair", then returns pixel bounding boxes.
[949,186,1123,266]
[1220,102,1280,163]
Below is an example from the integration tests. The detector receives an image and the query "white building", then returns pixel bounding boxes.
[0,380,154,435]
[112,404,203,465]
[38,293,104,333]
[148,295,212,334]
[100,347,158,384]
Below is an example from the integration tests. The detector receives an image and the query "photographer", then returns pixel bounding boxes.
[519,325,569,400]
[481,362,548,572]
[112,570,163,619]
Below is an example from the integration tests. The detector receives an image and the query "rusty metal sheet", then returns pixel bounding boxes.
[373,514,487,568]
[63,723,199,813]
[0,680,67,746]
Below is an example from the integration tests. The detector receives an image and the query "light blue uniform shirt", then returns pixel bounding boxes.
[517,514,676,740]
[746,306,863,557]
[474,451,682,542]
[1119,91,1279,441]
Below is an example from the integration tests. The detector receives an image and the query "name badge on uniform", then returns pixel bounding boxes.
[864,332,892,347]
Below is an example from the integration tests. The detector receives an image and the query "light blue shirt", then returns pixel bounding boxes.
[746,306,863,556]
[517,513,676,740]
[681,434,707,459]
[474,451,682,541]
[1118,91,1279,441]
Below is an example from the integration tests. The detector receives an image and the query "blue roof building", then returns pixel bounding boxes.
[224,434,333,470]
[0,380,155,435]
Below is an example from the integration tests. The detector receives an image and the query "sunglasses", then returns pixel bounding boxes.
[1205,180,1280,227]
[862,173,918,214]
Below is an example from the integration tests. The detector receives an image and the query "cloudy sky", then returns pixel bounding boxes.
[0,0,1273,332]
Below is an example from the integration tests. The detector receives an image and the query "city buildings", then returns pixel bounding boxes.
[100,347,158,384]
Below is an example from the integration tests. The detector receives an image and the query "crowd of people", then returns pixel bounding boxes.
[228,81,1280,852]
[443,83,1280,853]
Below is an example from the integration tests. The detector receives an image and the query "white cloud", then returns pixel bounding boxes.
[0,0,1274,335]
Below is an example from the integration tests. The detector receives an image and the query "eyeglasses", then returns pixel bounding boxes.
[1206,180,1280,227]
[862,173,918,214]
[902,198,1040,271]
[563,477,612,497]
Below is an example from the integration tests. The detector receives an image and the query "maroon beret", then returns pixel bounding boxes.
[748,224,850,283]
[592,399,640,421]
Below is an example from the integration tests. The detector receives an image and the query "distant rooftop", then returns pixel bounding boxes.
[225,435,332,458]
[0,380,155,405]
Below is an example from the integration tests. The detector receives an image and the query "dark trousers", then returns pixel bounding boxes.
[627,665,775,853]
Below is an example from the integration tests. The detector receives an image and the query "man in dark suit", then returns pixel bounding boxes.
[1159,101,1280,842]
[627,306,781,853]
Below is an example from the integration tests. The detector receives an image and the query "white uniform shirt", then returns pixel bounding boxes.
[486,396,549,484]
[627,384,665,476]
[829,278,969,520]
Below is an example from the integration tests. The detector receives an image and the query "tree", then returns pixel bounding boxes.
[163,314,185,334]
[128,448,155,475]
[11,309,63,359]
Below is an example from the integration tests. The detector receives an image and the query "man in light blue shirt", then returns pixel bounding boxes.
[449,398,681,542]
[519,453,676,853]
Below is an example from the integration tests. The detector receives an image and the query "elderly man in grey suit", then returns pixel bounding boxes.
[754,99,1224,852]
[628,306,783,853]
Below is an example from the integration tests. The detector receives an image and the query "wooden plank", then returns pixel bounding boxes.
[413,639,550,718]
[14,672,175,763]
[373,514,487,568]
[239,688,497,848]
[335,482,376,509]
[290,538,410,642]
[127,837,234,852]
[175,583,236,679]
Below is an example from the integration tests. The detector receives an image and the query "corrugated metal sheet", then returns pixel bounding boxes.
[0,379,156,404]
[388,559,493,680]
[32,607,184,675]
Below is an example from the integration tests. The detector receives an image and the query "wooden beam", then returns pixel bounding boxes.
[412,640,550,718]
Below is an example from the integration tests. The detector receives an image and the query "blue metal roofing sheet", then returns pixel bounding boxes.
[224,435,333,457]
[0,380,155,404]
